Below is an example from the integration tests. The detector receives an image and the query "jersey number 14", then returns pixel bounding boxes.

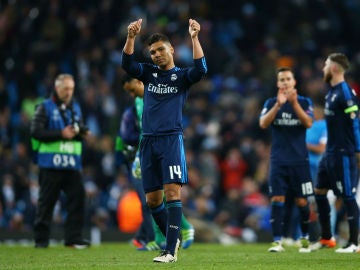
[169,165,182,179]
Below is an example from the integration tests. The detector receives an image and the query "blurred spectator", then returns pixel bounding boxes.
[1,174,25,230]
[219,147,248,194]
[0,107,11,150]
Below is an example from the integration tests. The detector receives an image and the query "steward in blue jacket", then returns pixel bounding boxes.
[30,74,90,249]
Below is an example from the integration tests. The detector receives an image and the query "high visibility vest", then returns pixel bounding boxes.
[31,99,83,170]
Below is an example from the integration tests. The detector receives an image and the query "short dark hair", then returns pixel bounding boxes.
[328,53,350,71]
[276,67,295,79]
[276,67,293,74]
[147,33,170,46]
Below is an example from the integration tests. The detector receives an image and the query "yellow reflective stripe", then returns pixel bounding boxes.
[344,105,358,114]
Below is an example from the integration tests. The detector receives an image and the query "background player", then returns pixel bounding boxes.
[259,67,314,253]
[312,53,360,253]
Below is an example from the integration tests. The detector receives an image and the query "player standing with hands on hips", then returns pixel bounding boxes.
[259,67,314,253]
[121,18,207,263]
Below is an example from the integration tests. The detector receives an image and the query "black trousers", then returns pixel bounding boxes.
[34,168,85,245]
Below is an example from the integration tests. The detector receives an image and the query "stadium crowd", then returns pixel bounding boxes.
[1,0,360,242]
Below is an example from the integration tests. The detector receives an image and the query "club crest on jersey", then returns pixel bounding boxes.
[171,74,177,81]
[152,73,158,78]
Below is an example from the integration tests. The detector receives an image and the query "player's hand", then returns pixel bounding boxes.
[189,19,200,38]
[286,88,298,105]
[128,19,142,38]
[277,88,287,105]
[122,144,137,163]
[62,125,77,139]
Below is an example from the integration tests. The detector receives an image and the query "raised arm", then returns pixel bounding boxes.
[123,19,142,55]
[189,19,204,59]
[122,19,143,77]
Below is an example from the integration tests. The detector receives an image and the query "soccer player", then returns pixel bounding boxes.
[115,75,154,249]
[121,18,207,262]
[259,67,314,253]
[312,53,360,253]
[116,75,195,251]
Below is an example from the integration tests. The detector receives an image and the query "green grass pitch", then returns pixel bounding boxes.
[0,242,359,270]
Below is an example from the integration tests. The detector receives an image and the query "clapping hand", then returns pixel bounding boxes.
[277,88,287,106]
[286,88,298,105]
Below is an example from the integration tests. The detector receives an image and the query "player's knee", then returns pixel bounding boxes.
[164,184,181,201]
[271,196,285,203]
[295,197,308,207]
[146,199,162,209]
[164,190,180,201]
[314,188,327,195]
[145,194,163,208]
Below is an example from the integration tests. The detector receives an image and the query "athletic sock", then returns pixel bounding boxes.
[271,201,285,241]
[283,196,294,239]
[315,194,332,239]
[298,203,310,238]
[150,202,168,237]
[343,197,359,245]
[166,200,182,255]
[152,218,166,244]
